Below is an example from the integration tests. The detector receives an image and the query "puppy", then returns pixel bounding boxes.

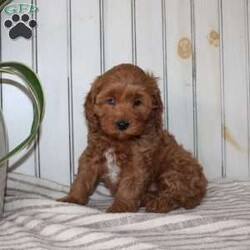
[59,63,207,213]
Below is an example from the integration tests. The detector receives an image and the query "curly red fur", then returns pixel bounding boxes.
[59,63,207,213]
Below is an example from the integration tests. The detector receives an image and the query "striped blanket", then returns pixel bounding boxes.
[0,173,250,250]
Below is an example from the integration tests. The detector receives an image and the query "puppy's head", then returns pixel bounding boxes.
[85,64,163,140]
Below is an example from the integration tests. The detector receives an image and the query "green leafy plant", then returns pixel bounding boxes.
[0,0,45,164]
[0,0,11,11]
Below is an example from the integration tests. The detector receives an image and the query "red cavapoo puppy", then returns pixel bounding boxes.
[59,63,207,213]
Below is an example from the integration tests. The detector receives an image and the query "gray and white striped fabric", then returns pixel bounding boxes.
[0,173,250,250]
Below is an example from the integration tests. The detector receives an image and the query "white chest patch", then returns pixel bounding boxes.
[104,149,120,183]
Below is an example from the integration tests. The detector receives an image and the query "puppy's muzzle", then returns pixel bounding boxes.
[116,120,130,131]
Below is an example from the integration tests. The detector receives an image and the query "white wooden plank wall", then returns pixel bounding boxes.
[0,0,250,184]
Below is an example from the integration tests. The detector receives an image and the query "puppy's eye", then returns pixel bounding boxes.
[133,99,142,107]
[106,97,116,105]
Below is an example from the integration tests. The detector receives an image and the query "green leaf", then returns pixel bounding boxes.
[0,0,12,12]
[0,1,44,165]
[0,62,45,164]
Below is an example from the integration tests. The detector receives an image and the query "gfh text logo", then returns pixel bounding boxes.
[3,2,39,39]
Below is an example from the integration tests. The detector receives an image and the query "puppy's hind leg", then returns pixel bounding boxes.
[144,189,180,213]
[145,169,206,213]
[140,181,178,213]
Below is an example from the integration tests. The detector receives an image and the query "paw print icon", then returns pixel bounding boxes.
[4,14,37,39]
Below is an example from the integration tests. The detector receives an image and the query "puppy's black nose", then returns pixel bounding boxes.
[116,120,130,131]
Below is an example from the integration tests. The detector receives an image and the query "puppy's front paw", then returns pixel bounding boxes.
[57,194,88,205]
[107,200,138,213]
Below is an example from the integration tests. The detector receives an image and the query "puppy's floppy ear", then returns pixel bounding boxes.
[146,73,163,111]
[84,77,102,132]
[153,83,164,130]
[146,73,164,129]
[153,85,163,112]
